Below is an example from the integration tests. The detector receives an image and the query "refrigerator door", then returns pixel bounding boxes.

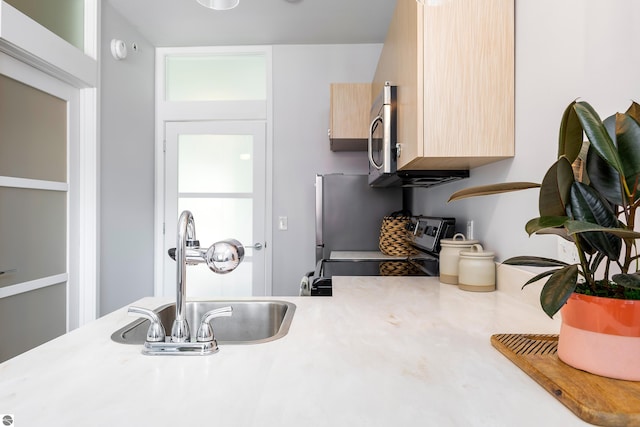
[315,174,402,262]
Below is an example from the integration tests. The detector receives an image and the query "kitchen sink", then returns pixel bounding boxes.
[111,300,296,345]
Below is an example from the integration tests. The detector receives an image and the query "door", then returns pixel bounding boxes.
[163,120,267,298]
[0,54,79,362]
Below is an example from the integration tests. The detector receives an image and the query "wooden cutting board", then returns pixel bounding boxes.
[491,333,640,426]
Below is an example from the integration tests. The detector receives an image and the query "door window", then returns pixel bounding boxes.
[165,121,266,297]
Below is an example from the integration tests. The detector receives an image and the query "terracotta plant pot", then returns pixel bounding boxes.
[558,293,640,381]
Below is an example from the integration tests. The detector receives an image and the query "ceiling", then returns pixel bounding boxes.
[107,0,397,47]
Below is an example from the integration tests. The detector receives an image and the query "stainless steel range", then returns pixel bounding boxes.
[301,216,456,296]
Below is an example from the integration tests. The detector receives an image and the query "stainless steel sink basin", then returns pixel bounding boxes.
[111,300,295,345]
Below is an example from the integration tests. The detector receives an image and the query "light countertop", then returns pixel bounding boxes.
[0,275,590,426]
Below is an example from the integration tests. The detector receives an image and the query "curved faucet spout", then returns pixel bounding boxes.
[171,210,196,342]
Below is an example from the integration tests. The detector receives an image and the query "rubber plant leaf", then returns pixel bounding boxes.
[565,220,640,239]
[503,256,569,268]
[568,182,622,259]
[525,216,568,236]
[589,251,607,277]
[615,112,640,201]
[574,102,624,175]
[521,269,561,290]
[612,273,640,290]
[447,182,540,202]
[565,204,596,255]
[558,100,583,163]
[534,226,573,241]
[540,265,579,318]
[539,157,574,217]
[586,135,623,205]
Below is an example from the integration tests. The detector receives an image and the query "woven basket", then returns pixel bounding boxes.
[379,212,418,257]
[379,261,421,276]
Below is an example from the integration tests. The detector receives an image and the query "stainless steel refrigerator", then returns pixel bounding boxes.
[315,174,403,262]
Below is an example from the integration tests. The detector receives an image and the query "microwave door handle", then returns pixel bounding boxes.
[368,115,384,170]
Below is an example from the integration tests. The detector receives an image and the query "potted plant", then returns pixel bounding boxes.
[449,100,640,381]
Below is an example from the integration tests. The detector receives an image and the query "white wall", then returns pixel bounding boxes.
[271,44,382,295]
[100,3,155,315]
[411,0,640,262]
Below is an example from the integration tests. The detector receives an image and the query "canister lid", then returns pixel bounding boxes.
[440,233,479,246]
[460,244,495,258]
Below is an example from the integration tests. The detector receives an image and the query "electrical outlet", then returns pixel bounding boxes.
[466,220,474,239]
[557,237,579,264]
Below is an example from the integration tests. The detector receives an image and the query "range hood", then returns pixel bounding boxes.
[369,169,470,188]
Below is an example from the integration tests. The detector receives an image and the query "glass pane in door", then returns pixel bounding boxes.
[178,134,253,193]
[0,187,66,288]
[176,198,253,297]
[0,74,67,181]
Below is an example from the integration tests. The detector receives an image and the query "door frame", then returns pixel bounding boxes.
[154,45,273,297]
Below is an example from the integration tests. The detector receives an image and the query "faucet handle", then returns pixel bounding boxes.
[128,306,166,342]
[196,306,233,343]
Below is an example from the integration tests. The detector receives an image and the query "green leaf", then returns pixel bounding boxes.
[564,220,640,239]
[589,251,607,276]
[615,112,640,200]
[539,157,575,217]
[586,126,623,206]
[612,273,640,290]
[540,265,579,318]
[448,182,540,202]
[574,102,624,175]
[558,100,584,163]
[521,269,560,290]
[525,216,568,236]
[503,256,569,268]
[568,182,622,259]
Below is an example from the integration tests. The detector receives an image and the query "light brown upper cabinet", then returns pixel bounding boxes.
[372,0,514,170]
[328,83,372,151]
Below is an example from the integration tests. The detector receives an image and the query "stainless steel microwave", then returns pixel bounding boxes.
[367,82,398,187]
[367,82,469,188]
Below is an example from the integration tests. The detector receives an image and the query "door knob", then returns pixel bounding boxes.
[246,242,264,251]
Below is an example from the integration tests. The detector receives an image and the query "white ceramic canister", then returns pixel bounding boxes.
[439,233,479,285]
[458,244,496,292]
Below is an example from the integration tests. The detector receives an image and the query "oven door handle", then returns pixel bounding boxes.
[368,115,384,170]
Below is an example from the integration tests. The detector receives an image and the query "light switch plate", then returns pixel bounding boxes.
[278,216,288,231]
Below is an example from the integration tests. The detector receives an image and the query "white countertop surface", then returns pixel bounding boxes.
[0,276,590,426]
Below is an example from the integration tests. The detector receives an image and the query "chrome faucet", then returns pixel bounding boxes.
[172,210,197,342]
[127,210,245,355]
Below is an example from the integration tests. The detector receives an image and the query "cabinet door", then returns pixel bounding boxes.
[422,0,514,168]
[372,0,514,171]
[329,83,371,151]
